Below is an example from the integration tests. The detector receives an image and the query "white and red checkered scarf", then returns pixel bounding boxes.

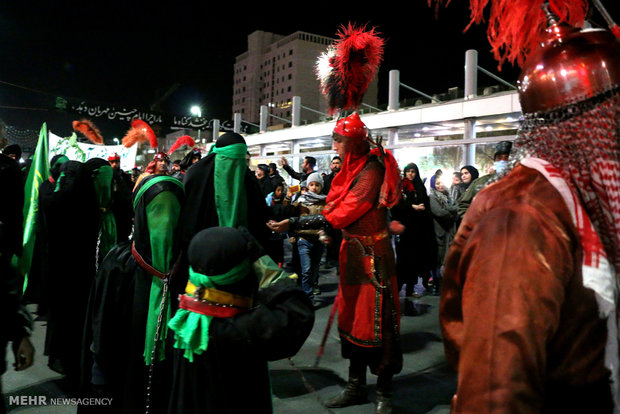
[510,88,620,409]
[512,88,620,278]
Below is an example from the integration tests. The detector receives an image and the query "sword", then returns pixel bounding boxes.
[314,294,339,367]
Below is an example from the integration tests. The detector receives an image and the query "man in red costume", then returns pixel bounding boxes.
[134,152,169,189]
[269,112,402,414]
[439,4,620,413]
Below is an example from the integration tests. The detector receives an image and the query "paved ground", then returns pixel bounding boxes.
[3,247,456,413]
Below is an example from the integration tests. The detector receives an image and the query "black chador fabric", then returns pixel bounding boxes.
[0,154,24,258]
[167,284,312,414]
[80,175,184,414]
[167,227,314,414]
[43,160,99,390]
[390,164,437,287]
[28,155,68,312]
[110,168,133,243]
[0,153,28,381]
[25,155,66,311]
[179,136,271,251]
[79,241,171,414]
[174,133,272,300]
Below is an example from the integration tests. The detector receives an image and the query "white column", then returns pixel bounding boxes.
[260,105,268,133]
[388,70,400,111]
[464,50,478,166]
[233,113,242,133]
[212,119,220,142]
[292,96,301,127]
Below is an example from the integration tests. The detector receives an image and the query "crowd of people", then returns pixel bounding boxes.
[3,11,620,414]
[0,134,316,414]
[1,114,486,414]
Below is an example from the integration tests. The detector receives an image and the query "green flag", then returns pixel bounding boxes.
[14,123,50,292]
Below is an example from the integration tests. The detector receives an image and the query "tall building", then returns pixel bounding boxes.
[233,30,379,128]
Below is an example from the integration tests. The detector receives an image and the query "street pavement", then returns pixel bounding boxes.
[3,252,456,414]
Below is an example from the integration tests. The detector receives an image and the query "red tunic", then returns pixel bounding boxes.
[326,157,400,348]
[440,164,613,413]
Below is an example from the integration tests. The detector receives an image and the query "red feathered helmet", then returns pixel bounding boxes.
[333,113,368,141]
[153,152,170,162]
[332,112,371,156]
[107,152,120,162]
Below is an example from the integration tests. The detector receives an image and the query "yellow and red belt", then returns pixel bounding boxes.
[178,295,246,318]
[178,281,252,318]
[343,229,389,246]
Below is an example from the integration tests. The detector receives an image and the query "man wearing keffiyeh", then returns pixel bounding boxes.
[436,1,620,412]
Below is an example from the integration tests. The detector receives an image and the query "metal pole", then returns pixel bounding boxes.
[463,119,476,166]
[400,84,441,103]
[292,96,301,127]
[300,105,325,116]
[233,113,242,133]
[388,70,400,111]
[464,50,478,100]
[361,102,381,112]
[260,105,268,133]
[477,66,517,90]
[212,119,220,142]
[464,50,478,165]
[388,128,398,147]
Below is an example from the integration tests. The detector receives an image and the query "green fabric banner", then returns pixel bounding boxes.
[14,123,50,292]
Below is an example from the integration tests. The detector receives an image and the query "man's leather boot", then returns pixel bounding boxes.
[324,376,368,408]
[375,390,393,414]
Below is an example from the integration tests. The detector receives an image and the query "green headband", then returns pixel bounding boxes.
[188,259,250,289]
[208,142,247,158]
[133,175,184,210]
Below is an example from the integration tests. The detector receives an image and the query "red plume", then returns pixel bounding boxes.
[316,23,384,115]
[167,135,195,155]
[122,119,158,148]
[429,0,589,69]
[72,119,104,145]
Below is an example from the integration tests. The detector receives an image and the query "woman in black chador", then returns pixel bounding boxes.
[81,174,185,413]
[390,163,437,296]
[43,160,99,391]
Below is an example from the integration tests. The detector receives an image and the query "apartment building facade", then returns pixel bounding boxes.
[233,30,379,127]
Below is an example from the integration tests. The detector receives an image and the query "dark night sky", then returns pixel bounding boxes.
[1,2,618,141]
